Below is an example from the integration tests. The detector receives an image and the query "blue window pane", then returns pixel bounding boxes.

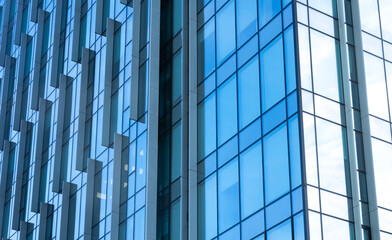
[217,54,236,86]
[198,19,215,82]
[292,187,303,214]
[134,208,145,240]
[236,0,257,47]
[238,56,260,129]
[287,91,298,117]
[264,123,290,204]
[197,152,217,182]
[260,35,285,112]
[266,194,291,229]
[216,0,236,65]
[289,115,302,189]
[283,4,293,28]
[259,15,282,49]
[136,132,147,191]
[294,212,305,240]
[218,158,240,233]
[259,0,281,28]
[237,35,258,68]
[198,174,218,239]
[219,225,240,240]
[198,93,216,160]
[267,219,292,240]
[240,141,263,219]
[239,118,261,152]
[262,100,286,135]
[241,210,265,240]
[218,136,238,167]
[217,76,237,146]
[284,26,297,93]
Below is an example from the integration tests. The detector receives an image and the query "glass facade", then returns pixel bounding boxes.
[0,0,390,239]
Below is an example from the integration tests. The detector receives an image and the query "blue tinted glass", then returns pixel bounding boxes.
[198,93,216,160]
[259,15,282,49]
[237,35,258,68]
[218,136,238,167]
[283,4,293,28]
[260,35,285,112]
[267,219,292,240]
[218,158,240,233]
[219,225,240,240]
[238,56,261,129]
[283,0,292,7]
[198,73,216,103]
[266,195,291,229]
[134,208,145,240]
[198,174,217,239]
[284,26,297,93]
[216,0,236,65]
[289,115,302,189]
[259,0,281,28]
[198,19,215,82]
[292,187,303,214]
[241,210,265,240]
[217,54,236,86]
[217,76,237,146]
[264,123,290,204]
[287,91,298,117]
[262,100,286,135]
[239,118,261,152]
[294,212,305,240]
[136,132,147,191]
[236,0,258,47]
[240,141,263,219]
[198,152,217,181]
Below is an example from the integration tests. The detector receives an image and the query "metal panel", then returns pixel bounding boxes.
[53,75,73,193]
[38,203,54,240]
[76,48,95,172]
[130,0,141,121]
[145,0,161,238]
[14,34,32,131]
[0,0,11,66]
[110,134,129,240]
[84,158,102,240]
[0,141,14,238]
[31,10,49,111]
[71,0,82,63]
[95,0,104,35]
[20,221,34,240]
[30,0,39,23]
[120,0,133,7]
[14,0,24,45]
[31,99,52,213]
[102,18,121,147]
[50,0,66,88]
[59,182,77,240]
[12,120,33,230]
[0,56,16,151]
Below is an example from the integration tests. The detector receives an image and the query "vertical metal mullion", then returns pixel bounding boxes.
[130,0,141,121]
[0,141,14,238]
[50,0,66,88]
[71,0,82,63]
[14,0,24,45]
[38,203,54,240]
[20,221,34,240]
[0,0,11,66]
[59,182,77,240]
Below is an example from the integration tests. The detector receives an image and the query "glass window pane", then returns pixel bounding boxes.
[284,26,296,93]
[372,139,392,209]
[170,200,181,240]
[216,0,236,65]
[198,19,215,81]
[240,141,263,219]
[267,219,292,240]
[294,212,305,240]
[236,0,257,47]
[217,76,237,146]
[218,158,240,233]
[289,115,301,189]
[171,123,182,181]
[260,35,285,112]
[358,0,380,36]
[241,210,265,240]
[264,123,290,204]
[198,174,218,239]
[172,0,182,36]
[316,118,348,195]
[219,225,240,240]
[198,93,216,160]
[266,194,291,229]
[172,51,182,104]
[238,56,260,129]
[322,215,351,239]
[258,0,281,28]
[308,0,336,16]
[310,30,342,102]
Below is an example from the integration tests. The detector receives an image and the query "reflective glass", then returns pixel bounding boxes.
[298,24,312,90]
[240,141,263,219]
[264,123,290,204]
[308,211,322,240]
[172,51,182,104]
[198,93,216,160]
[289,115,301,189]
[284,26,296,94]
[260,35,285,112]
[267,219,292,240]
[171,123,182,181]
[219,225,240,240]
[294,213,305,240]
[238,56,260,129]
[322,215,351,239]
[379,0,392,42]
[241,210,265,240]
[236,0,257,47]
[218,159,240,233]
[358,0,381,36]
[198,174,217,240]
[308,0,336,16]
[320,190,349,220]
[216,0,235,65]
[310,30,342,102]
[198,19,215,81]
[217,76,237,146]
[266,194,291,229]
[258,0,281,28]
[372,139,392,209]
